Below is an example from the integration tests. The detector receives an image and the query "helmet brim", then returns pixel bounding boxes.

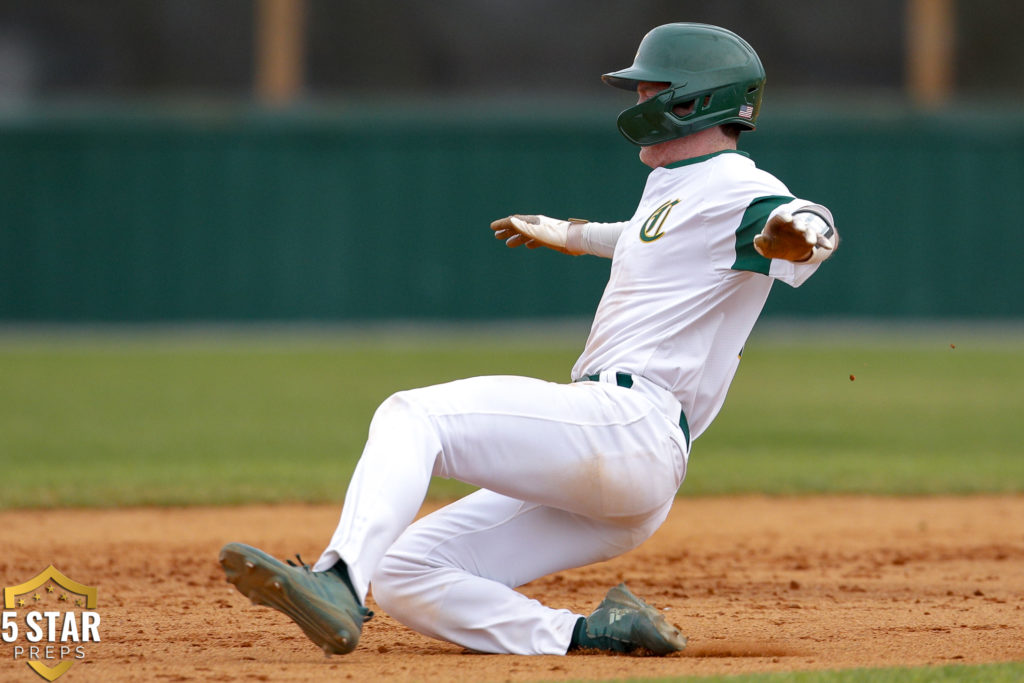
[601,66,686,92]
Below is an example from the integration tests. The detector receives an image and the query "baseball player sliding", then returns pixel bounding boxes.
[220,23,838,657]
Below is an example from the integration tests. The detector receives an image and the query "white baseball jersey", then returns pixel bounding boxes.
[573,149,823,439]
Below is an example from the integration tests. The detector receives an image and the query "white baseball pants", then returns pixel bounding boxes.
[313,373,688,655]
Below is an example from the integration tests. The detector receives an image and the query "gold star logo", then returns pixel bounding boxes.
[58,593,69,602]
[3,564,99,610]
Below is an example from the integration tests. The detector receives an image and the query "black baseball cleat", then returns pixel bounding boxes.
[219,542,372,656]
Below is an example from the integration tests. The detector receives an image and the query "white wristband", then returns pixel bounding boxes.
[566,221,625,258]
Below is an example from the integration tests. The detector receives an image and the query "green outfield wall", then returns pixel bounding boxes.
[1,104,1020,322]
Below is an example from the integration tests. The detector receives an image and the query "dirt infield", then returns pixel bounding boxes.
[3,496,1023,682]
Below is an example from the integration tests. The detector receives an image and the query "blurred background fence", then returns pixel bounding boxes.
[0,0,1021,323]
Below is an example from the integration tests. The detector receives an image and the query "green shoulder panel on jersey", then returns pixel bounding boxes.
[731,195,794,274]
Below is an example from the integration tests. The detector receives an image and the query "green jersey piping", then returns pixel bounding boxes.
[663,149,750,170]
[731,195,794,274]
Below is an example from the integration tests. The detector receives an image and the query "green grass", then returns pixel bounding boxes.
[0,324,1021,508]
[687,335,1024,495]
[0,328,577,507]
[550,661,1024,682]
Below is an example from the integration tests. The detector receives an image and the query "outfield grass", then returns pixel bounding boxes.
[0,327,576,507]
[0,323,1021,508]
[688,331,1024,495]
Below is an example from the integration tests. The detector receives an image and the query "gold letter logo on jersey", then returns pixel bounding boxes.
[639,200,680,243]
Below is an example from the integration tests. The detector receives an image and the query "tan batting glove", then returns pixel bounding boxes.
[754,209,838,264]
[490,215,586,255]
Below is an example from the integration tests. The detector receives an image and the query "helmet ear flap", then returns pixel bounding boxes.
[669,98,697,119]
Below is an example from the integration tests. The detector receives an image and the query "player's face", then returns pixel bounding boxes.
[637,81,670,104]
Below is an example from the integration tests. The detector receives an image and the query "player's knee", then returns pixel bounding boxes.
[370,390,429,431]
[371,552,424,619]
[375,390,409,417]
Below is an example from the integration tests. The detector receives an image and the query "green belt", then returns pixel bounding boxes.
[577,372,690,449]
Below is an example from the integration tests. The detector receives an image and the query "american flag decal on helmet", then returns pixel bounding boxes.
[738,104,754,119]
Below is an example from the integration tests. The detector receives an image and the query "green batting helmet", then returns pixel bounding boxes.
[603,23,766,146]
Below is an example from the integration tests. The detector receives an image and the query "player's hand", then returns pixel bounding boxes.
[490,215,584,255]
[754,211,837,263]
